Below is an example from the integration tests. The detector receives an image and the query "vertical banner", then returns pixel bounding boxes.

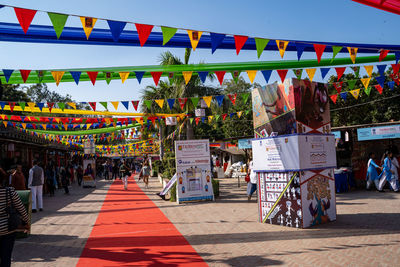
[175,139,214,203]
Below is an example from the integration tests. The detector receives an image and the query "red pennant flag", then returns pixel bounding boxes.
[135,23,154,46]
[228,93,237,105]
[391,73,400,85]
[335,67,346,80]
[233,35,248,55]
[151,72,162,86]
[222,114,228,121]
[277,69,288,83]
[16,116,22,122]
[374,84,383,94]
[333,81,343,94]
[214,71,226,85]
[195,117,201,125]
[132,100,139,110]
[392,64,400,74]
[20,70,31,83]
[14,8,37,34]
[330,94,338,104]
[313,44,326,63]
[87,71,98,85]
[178,98,187,110]
[89,102,96,111]
[379,49,389,61]
[47,102,54,112]
[9,102,16,112]
[32,124,36,129]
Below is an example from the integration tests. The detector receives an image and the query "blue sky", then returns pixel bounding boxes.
[0,0,399,109]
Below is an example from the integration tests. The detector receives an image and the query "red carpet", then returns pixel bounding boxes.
[76,177,208,266]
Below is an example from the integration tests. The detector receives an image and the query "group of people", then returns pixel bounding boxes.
[366,150,400,192]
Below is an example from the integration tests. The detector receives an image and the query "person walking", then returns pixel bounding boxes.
[60,166,69,195]
[120,160,131,190]
[141,161,151,189]
[366,153,382,190]
[9,164,26,190]
[0,180,30,267]
[247,159,257,201]
[378,151,399,192]
[28,160,44,212]
[77,164,83,186]
[45,164,55,197]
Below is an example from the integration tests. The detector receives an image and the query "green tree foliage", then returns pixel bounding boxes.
[0,84,30,102]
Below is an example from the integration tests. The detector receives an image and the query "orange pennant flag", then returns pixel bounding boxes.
[51,71,65,86]
[364,65,373,77]
[80,17,97,39]
[182,71,193,84]
[347,47,358,64]
[119,72,130,83]
[187,30,203,51]
[276,40,289,58]
[246,70,257,83]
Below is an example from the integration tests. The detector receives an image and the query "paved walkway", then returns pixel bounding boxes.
[12,176,400,266]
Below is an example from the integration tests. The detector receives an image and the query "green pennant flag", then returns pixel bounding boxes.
[215,114,220,121]
[331,46,342,62]
[35,117,40,121]
[144,100,152,110]
[364,86,372,96]
[6,115,11,120]
[189,118,194,124]
[82,118,87,124]
[100,102,108,110]
[242,92,250,104]
[36,70,47,83]
[347,80,357,90]
[351,66,360,78]
[230,71,241,83]
[191,97,200,108]
[245,110,251,115]
[161,26,177,45]
[47,12,69,39]
[292,69,303,80]
[104,72,113,84]
[58,102,65,111]
[18,102,26,111]
[254,38,269,58]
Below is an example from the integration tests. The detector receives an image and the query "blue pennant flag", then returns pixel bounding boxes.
[167,98,175,110]
[215,95,224,106]
[395,52,400,64]
[261,70,272,83]
[376,65,386,77]
[375,76,386,88]
[320,68,330,79]
[37,103,45,111]
[229,113,235,118]
[135,71,145,84]
[121,101,129,110]
[107,20,127,42]
[3,69,14,83]
[201,117,206,123]
[388,81,395,90]
[197,71,208,83]
[70,71,81,85]
[0,101,5,110]
[340,92,347,101]
[210,32,225,54]
[48,117,53,123]
[20,116,26,122]
[295,43,306,61]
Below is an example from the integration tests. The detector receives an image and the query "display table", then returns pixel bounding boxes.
[334,169,355,193]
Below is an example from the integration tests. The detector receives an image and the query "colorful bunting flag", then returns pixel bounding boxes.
[276,40,289,58]
[70,71,81,85]
[167,99,175,110]
[155,99,164,108]
[47,102,54,112]
[203,96,212,108]
[349,89,360,99]
[27,102,36,112]
[48,12,68,39]
[67,102,76,109]
[335,67,346,80]
[197,71,208,83]
[107,20,126,42]
[374,84,383,94]
[392,63,400,74]
[340,92,348,101]
[233,35,248,55]
[364,65,373,77]
[89,102,96,111]
[87,71,98,85]
[379,49,389,61]
[214,71,226,85]
[305,68,316,82]
[187,30,203,51]
[19,102,26,111]
[14,8,37,34]
[347,80,357,90]
[277,69,288,83]
[119,72,130,83]
[210,33,226,54]
[215,95,224,106]
[132,100,139,110]
[361,77,371,90]
[333,82,343,94]
[51,71,64,86]
[246,70,257,83]
[80,17,97,39]
[182,71,192,84]
[313,44,326,63]
[135,71,145,84]
[295,42,306,61]
[135,23,154,46]
[37,103,45,111]
[9,102,15,112]
[377,65,387,76]
[3,69,13,83]
[347,47,358,64]
[111,101,119,110]
[190,97,199,107]
[375,75,385,88]
[36,70,47,83]
[293,69,303,80]
[231,71,241,83]
[144,100,152,110]
[178,98,187,110]
[255,38,269,58]
[228,94,237,105]
[364,86,372,96]
[242,92,250,104]
[151,72,162,86]
[161,26,177,45]
[331,46,342,62]
[388,81,395,90]
[320,68,330,80]
[20,70,31,83]
[99,102,108,110]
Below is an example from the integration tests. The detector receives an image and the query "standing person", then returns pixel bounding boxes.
[366,153,382,190]
[77,163,83,186]
[391,153,400,190]
[0,180,30,267]
[9,164,26,190]
[60,166,69,195]
[120,160,131,190]
[45,164,55,197]
[247,159,257,201]
[141,161,151,189]
[378,151,399,192]
[28,160,44,212]
[112,161,118,180]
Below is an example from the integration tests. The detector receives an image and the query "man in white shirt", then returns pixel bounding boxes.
[28,160,44,212]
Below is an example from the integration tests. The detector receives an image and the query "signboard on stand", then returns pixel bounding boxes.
[84,140,95,154]
[175,139,214,203]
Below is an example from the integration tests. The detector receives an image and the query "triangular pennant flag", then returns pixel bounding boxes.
[295,42,306,61]
[374,84,383,94]
[242,92,250,104]
[178,98,187,110]
[131,100,139,111]
[144,100,152,110]
[364,65,373,77]
[70,71,81,85]
[379,49,389,61]
[210,33,226,54]
[352,66,360,77]
[335,67,346,80]
[347,47,358,64]
[276,40,289,58]
[58,102,65,111]
[340,92,348,101]
[3,69,13,83]
[203,96,213,108]
[36,70,47,83]
[222,114,228,121]
[197,71,208,83]
[190,97,199,107]
[134,71,145,84]
[392,64,400,74]
[350,89,360,99]
[89,102,96,111]
[107,20,126,42]
[21,123,26,130]
[214,71,226,85]
[208,116,213,123]
[119,72,130,83]
[111,101,119,110]
[228,94,237,105]
[47,102,54,112]
[320,68,330,80]
[333,82,343,94]
[331,46,342,61]
[388,81,395,90]
[375,76,385,88]
[306,68,316,82]
[292,69,303,80]
[255,38,269,58]
[167,99,175,110]
[364,86,372,96]
[14,8,37,34]
[261,70,272,83]
[246,70,257,83]
[277,69,288,83]
[67,102,76,110]
[195,117,201,125]
[135,23,154,46]
[80,17,97,39]
[9,102,15,112]
[155,99,164,108]
[361,77,371,90]
[313,44,326,63]
[347,80,357,90]
[2,121,7,128]
[215,95,224,106]
[182,71,192,84]
[189,118,194,125]
[19,102,26,111]
[48,12,68,39]
[87,71,98,85]
[161,26,177,45]
[151,72,162,86]
[233,35,248,55]
[20,70,31,83]
[99,102,108,110]
[51,71,65,86]
[103,71,113,84]
[395,52,400,64]
[37,103,45,111]
[230,71,241,83]
[392,72,400,85]
[187,30,203,51]
[237,111,243,118]
[377,65,387,76]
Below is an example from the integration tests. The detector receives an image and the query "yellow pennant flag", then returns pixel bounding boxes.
[364,65,373,77]
[80,17,97,40]
[111,101,119,110]
[305,68,317,82]
[182,71,192,84]
[42,124,47,130]
[347,47,358,64]
[208,116,213,123]
[27,102,36,112]
[104,118,111,125]
[0,115,4,120]
[203,96,213,108]
[21,123,26,130]
[350,89,360,99]
[361,77,371,89]
[237,111,243,118]
[187,30,203,51]
[276,40,289,58]
[63,124,68,130]
[3,121,7,127]
[119,72,130,83]
[246,70,257,83]
[135,117,143,125]
[155,99,164,108]
[51,71,65,86]
[67,102,76,109]
[86,124,91,129]
[54,118,60,123]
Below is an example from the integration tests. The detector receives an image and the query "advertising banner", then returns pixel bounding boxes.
[238,138,253,149]
[357,124,400,141]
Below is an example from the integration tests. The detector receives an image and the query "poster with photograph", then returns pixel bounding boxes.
[82,159,96,187]
[175,140,214,203]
